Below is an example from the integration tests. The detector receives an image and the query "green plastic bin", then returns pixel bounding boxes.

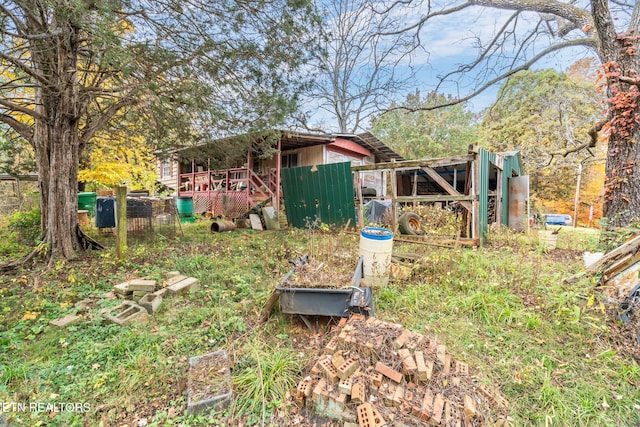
[176,196,196,223]
[78,192,97,215]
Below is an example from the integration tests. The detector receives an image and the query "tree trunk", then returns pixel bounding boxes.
[601,43,640,228]
[591,0,640,228]
[31,17,83,263]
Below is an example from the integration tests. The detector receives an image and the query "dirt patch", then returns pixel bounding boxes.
[542,248,583,263]
[281,257,356,289]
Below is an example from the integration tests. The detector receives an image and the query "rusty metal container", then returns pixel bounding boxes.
[210,221,236,233]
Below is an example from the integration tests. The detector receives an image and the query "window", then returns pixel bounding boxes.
[160,158,172,178]
[281,153,299,169]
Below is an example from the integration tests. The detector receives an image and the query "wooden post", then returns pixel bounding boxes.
[276,138,281,212]
[390,170,398,233]
[116,186,127,260]
[355,171,364,229]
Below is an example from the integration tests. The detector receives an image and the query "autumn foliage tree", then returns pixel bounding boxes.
[480,68,603,212]
[0,0,317,265]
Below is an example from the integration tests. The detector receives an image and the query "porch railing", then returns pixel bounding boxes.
[178,167,276,217]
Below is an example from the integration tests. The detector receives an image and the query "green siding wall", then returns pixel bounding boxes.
[281,162,356,228]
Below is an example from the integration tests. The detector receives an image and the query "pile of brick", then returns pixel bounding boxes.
[103,271,198,325]
[295,315,510,426]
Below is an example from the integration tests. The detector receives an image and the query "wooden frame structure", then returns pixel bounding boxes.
[352,146,525,246]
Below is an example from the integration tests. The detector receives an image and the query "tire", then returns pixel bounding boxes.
[398,212,423,235]
[361,187,377,197]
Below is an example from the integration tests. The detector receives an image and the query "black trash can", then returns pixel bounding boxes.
[95,197,116,228]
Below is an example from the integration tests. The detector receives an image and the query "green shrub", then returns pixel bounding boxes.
[8,209,41,245]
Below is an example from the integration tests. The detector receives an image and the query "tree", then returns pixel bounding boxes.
[387,0,639,227]
[480,68,603,208]
[371,90,478,159]
[303,0,420,133]
[78,123,158,192]
[0,0,317,264]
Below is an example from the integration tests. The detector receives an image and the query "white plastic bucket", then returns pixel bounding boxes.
[359,227,394,287]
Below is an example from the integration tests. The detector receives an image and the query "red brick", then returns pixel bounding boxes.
[351,381,366,403]
[421,390,434,415]
[296,377,314,400]
[393,329,412,349]
[365,371,383,387]
[337,355,360,379]
[415,351,429,382]
[443,354,451,375]
[392,384,405,407]
[375,362,403,383]
[319,358,339,383]
[430,393,444,426]
[350,313,366,322]
[398,349,417,376]
[325,336,339,354]
[338,375,353,395]
[331,351,346,369]
[312,379,328,406]
[463,395,478,420]
[356,403,386,427]
[455,360,469,376]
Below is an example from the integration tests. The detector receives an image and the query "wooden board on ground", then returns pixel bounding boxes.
[249,213,263,231]
[262,207,280,230]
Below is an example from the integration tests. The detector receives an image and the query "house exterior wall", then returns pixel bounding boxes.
[157,157,178,193]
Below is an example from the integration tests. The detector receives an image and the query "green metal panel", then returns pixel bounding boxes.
[281,162,356,228]
[478,149,495,241]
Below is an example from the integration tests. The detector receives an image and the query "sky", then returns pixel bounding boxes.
[302,0,600,131]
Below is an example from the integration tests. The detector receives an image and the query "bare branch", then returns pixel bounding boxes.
[472,0,594,29]
[79,97,138,145]
[0,50,52,87]
[395,38,597,113]
[619,75,640,86]
[0,98,46,122]
[546,119,608,165]
[0,4,27,34]
[0,113,33,145]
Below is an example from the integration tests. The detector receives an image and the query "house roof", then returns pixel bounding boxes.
[161,130,403,163]
[279,130,403,162]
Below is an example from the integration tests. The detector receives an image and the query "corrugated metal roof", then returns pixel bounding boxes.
[157,130,403,164]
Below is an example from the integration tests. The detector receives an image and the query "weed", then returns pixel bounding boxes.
[232,340,301,425]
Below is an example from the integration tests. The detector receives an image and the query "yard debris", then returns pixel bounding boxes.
[187,350,232,415]
[104,271,198,324]
[294,315,509,425]
[101,301,150,325]
[49,314,80,328]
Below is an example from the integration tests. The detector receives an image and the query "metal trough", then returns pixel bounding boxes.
[276,256,374,318]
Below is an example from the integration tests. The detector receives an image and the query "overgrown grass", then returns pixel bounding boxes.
[0,221,639,426]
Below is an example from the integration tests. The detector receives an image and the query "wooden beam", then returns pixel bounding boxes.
[395,195,474,203]
[421,167,472,212]
[390,170,398,232]
[351,155,474,172]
